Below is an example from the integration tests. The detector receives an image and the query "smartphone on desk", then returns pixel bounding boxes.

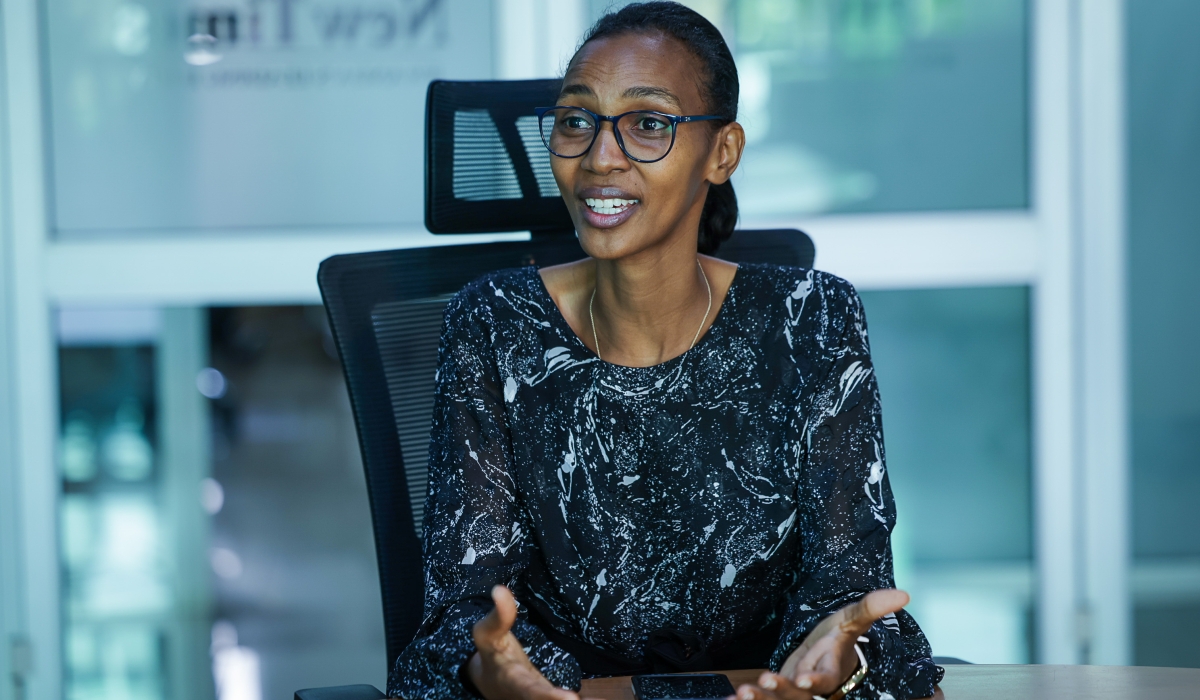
[631,673,737,700]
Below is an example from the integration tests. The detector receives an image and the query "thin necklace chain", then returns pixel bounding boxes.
[588,260,712,363]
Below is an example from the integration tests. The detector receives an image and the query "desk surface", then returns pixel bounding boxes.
[579,665,1200,700]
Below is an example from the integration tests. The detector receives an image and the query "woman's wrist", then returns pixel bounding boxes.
[815,639,869,700]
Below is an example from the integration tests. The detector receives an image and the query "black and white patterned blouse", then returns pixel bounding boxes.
[387,263,943,700]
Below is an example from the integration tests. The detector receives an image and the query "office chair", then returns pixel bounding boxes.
[295,79,815,700]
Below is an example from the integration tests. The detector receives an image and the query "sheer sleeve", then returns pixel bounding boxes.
[769,277,943,700]
[387,282,581,699]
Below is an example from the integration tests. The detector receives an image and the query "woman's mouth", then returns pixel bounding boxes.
[582,197,639,228]
[586,197,638,214]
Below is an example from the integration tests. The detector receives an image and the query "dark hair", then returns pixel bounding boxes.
[577,1,739,254]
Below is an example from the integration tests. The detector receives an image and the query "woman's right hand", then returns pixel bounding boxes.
[466,586,588,700]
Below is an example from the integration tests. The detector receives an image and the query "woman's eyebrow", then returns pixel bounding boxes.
[559,83,595,100]
[622,86,682,110]
[556,83,683,111]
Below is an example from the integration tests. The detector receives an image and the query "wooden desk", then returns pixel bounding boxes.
[581,670,764,700]
[579,665,1200,700]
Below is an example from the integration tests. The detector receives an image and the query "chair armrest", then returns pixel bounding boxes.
[294,684,386,700]
[931,656,972,665]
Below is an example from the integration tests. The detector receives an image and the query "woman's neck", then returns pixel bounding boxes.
[592,246,707,362]
[541,238,737,368]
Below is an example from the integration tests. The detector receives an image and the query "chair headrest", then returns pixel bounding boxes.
[425,79,575,235]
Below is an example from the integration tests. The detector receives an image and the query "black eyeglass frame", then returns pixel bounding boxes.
[534,106,727,164]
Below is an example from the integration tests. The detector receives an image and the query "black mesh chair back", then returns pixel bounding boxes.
[319,231,814,673]
[426,79,573,235]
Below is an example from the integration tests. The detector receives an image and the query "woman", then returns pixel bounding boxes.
[388,3,943,699]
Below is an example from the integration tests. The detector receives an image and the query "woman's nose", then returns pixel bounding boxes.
[582,121,629,173]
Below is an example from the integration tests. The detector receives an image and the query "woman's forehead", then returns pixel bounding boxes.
[563,33,707,111]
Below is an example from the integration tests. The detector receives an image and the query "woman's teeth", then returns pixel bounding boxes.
[585,197,638,215]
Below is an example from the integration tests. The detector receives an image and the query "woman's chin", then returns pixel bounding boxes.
[576,224,653,260]
[577,218,697,262]
[577,231,628,261]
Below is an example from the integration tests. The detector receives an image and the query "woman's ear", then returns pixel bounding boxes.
[707,121,745,186]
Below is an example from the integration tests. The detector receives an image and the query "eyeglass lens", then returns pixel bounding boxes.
[539,108,676,162]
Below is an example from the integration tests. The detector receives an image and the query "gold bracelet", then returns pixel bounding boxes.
[814,640,869,700]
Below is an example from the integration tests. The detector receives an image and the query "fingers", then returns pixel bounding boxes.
[731,676,807,700]
[778,652,800,680]
[781,589,909,687]
[730,671,837,700]
[791,669,845,697]
[772,589,906,700]
[793,632,837,675]
[491,584,519,629]
[506,664,579,700]
[471,585,519,650]
[840,588,909,637]
[751,672,818,700]
[782,626,863,695]
[468,593,584,700]
[475,640,576,700]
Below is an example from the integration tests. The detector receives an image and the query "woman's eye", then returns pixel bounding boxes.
[635,117,669,131]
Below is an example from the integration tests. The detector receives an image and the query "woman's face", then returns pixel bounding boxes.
[551,32,744,261]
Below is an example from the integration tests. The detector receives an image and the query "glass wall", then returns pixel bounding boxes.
[42,0,494,234]
[58,341,166,700]
[1127,0,1200,669]
[730,0,1028,217]
[206,306,385,698]
[863,287,1032,663]
[55,305,384,700]
[55,307,213,700]
[591,0,1029,218]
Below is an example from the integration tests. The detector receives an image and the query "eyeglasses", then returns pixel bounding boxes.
[534,106,726,164]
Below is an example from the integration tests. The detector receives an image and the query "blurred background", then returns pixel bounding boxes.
[0,0,1197,698]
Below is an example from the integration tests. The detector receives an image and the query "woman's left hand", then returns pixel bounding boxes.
[731,589,910,700]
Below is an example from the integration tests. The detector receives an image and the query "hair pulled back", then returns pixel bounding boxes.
[577,1,739,254]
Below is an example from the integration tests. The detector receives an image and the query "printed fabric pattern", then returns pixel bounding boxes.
[387,263,944,700]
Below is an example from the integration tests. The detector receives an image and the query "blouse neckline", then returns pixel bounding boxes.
[529,262,743,371]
